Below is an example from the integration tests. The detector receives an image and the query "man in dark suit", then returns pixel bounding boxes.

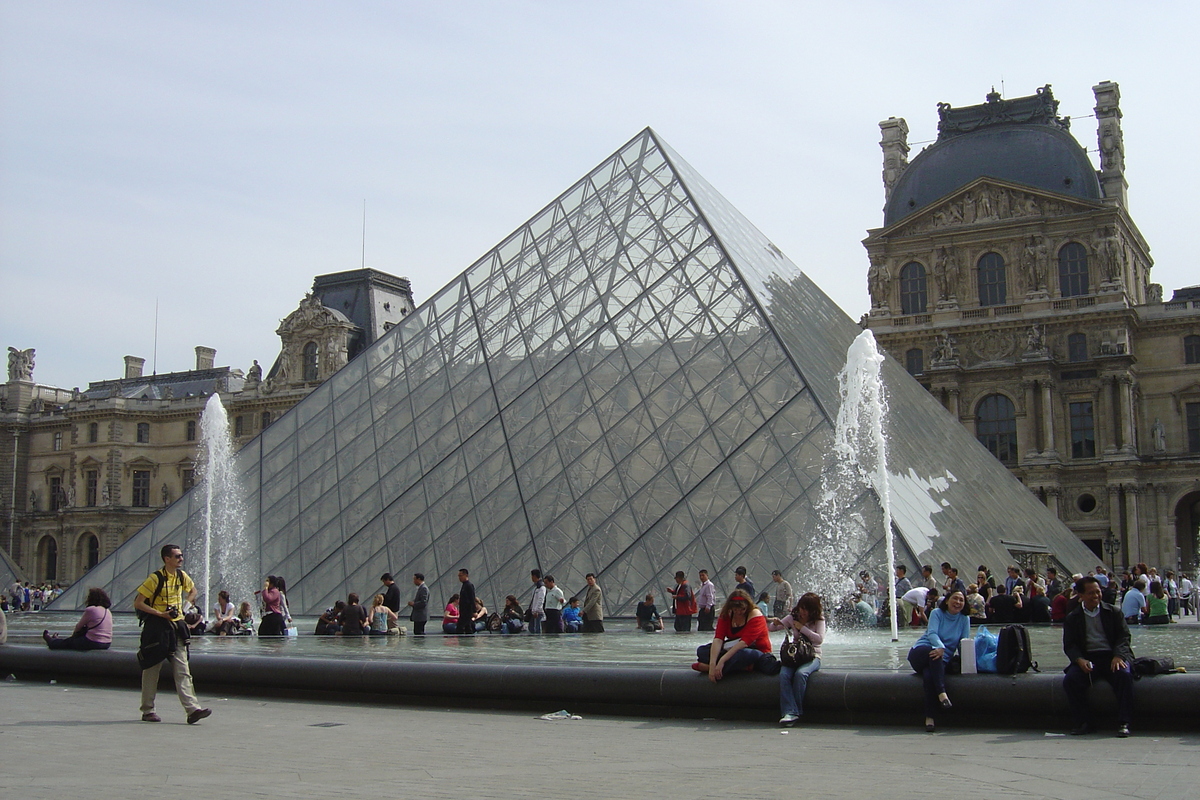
[455,568,476,635]
[1062,575,1134,737]
[407,573,430,636]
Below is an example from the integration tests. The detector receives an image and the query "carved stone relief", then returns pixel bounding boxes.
[898,185,1080,235]
[969,329,1018,364]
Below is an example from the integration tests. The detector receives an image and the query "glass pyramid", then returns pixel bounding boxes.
[53,129,1098,616]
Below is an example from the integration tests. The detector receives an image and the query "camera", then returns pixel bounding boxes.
[165,605,179,619]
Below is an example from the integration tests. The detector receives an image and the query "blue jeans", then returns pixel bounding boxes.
[529,614,542,634]
[779,658,820,717]
[907,644,950,718]
[696,643,766,674]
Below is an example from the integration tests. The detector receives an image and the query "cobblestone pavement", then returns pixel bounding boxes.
[1,677,1197,799]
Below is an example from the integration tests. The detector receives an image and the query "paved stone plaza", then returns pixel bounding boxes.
[2,677,1196,798]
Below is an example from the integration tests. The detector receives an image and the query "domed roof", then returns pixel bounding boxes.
[884,92,1102,227]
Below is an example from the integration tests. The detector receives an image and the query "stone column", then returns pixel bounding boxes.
[1044,486,1063,521]
[944,387,960,420]
[1040,380,1058,457]
[1021,380,1039,452]
[1099,376,1117,455]
[1154,485,1171,568]
[1107,485,1124,566]
[1118,374,1137,454]
[1123,484,1142,565]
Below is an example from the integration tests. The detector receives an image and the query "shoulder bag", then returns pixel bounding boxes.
[779,627,814,668]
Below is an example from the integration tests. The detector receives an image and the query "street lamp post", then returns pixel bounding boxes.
[1103,529,1121,576]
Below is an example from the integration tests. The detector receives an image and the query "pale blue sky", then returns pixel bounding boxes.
[2,2,1196,389]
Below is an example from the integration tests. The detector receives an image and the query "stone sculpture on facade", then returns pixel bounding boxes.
[1095,227,1124,283]
[867,256,891,309]
[1152,418,1167,454]
[7,347,35,381]
[933,247,961,304]
[1022,325,1049,358]
[931,332,960,365]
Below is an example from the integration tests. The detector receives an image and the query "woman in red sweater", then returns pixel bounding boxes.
[692,589,772,681]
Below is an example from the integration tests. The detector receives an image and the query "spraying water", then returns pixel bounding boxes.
[806,329,899,639]
[197,394,251,619]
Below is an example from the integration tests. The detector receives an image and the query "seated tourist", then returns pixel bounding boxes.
[692,589,773,680]
[316,601,345,635]
[1026,583,1052,623]
[338,593,368,636]
[965,584,987,620]
[236,601,255,634]
[500,595,525,634]
[635,593,663,632]
[471,598,489,632]
[562,597,584,633]
[442,594,460,634]
[43,587,113,651]
[1145,581,1170,625]
[211,590,238,636]
[985,583,1021,623]
[367,593,398,635]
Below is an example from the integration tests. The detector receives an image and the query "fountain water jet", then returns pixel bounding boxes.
[808,329,899,640]
[196,394,252,620]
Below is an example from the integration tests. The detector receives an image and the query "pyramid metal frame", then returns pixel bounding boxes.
[53,129,1098,615]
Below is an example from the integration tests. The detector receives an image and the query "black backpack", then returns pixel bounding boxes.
[1131,656,1178,677]
[995,624,1037,674]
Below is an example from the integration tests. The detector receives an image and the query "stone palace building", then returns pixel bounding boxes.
[1,269,414,584]
[864,82,1200,573]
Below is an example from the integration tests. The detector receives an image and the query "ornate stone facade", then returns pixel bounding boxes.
[865,83,1200,574]
[0,269,415,583]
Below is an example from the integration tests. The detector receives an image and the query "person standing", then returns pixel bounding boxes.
[1179,572,1194,617]
[543,575,565,633]
[894,565,913,625]
[407,573,429,635]
[528,569,547,634]
[455,569,476,635]
[1063,576,1134,737]
[581,573,604,633]
[256,576,286,636]
[696,569,716,632]
[734,566,755,599]
[380,574,402,616]
[132,544,211,725]
[770,570,793,618]
[667,571,696,632]
[1045,567,1063,600]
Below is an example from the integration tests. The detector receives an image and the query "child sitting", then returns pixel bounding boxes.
[562,597,584,633]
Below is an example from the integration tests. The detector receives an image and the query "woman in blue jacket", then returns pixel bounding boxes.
[907,590,969,732]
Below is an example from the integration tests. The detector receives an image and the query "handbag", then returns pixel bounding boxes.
[779,627,814,668]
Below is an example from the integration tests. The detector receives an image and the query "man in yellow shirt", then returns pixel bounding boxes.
[133,543,211,724]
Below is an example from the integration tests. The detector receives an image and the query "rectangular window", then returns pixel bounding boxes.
[132,470,151,507]
[88,422,99,443]
[235,415,245,437]
[182,468,195,492]
[86,470,99,507]
[1070,401,1096,458]
[136,422,150,444]
[49,475,65,510]
[1189,403,1200,453]
[53,431,63,451]
[186,420,197,441]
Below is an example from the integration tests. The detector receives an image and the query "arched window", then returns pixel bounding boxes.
[905,348,924,376]
[977,253,1007,306]
[85,533,100,570]
[38,536,58,582]
[1185,335,1200,365]
[976,394,1017,465]
[1068,333,1088,363]
[302,341,320,381]
[899,262,928,315]
[1058,242,1090,297]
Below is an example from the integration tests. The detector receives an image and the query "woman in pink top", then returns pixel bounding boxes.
[441,593,460,634]
[767,592,825,726]
[256,575,286,636]
[43,587,113,651]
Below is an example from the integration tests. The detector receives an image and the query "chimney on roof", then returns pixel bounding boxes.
[123,356,145,379]
[195,346,216,371]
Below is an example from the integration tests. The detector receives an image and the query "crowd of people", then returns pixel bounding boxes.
[2,581,65,612]
[18,549,1191,734]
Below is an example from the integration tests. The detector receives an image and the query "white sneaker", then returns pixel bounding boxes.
[779,714,799,727]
